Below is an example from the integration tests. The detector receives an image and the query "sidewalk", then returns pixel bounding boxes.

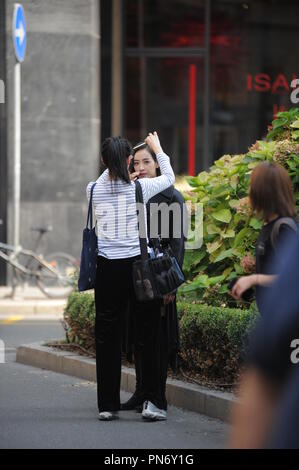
[1,357,230,449]
[0,286,66,317]
[0,285,236,424]
[17,341,236,423]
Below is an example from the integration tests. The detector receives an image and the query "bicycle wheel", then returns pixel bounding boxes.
[37,252,78,298]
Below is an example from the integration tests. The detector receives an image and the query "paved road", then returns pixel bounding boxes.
[0,317,230,449]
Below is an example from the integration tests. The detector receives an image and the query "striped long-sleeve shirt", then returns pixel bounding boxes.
[86,151,175,259]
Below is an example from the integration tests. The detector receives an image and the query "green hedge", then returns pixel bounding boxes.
[63,292,258,384]
[177,301,258,382]
[63,292,96,353]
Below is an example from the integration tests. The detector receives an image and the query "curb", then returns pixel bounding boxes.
[16,341,236,423]
[0,301,66,316]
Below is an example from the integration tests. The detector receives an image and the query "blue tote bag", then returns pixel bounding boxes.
[78,182,98,291]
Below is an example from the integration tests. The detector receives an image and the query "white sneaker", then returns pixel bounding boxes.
[142,401,167,421]
[98,411,118,421]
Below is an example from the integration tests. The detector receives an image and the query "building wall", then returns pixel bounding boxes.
[4,0,100,273]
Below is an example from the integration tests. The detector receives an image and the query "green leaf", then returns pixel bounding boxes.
[249,218,263,230]
[230,175,239,190]
[212,185,231,198]
[222,229,235,239]
[190,250,207,266]
[183,250,205,276]
[233,228,248,248]
[291,130,299,140]
[208,275,226,286]
[206,224,221,235]
[227,271,238,281]
[248,151,267,161]
[234,263,243,275]
[229,199,239,209]
[222,266,233,278]
[290,120,299,129]
[214,248,235,263]
[248,162,260,170]
[218,284,229,294]
[287,160,297,170]
[182,275,209,292]
[206,239,222,254]
[211,209,232,224]
[273,118,288,129]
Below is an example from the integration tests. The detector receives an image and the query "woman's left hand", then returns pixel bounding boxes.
[130,171,139,181]
[230,275,256,300]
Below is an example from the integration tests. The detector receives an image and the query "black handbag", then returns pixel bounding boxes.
[78,182,98,292]
[132,181,185,302]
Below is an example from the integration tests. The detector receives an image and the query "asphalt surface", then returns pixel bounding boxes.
[0,317,230,449]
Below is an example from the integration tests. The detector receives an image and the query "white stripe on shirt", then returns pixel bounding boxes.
[86,151,175,259]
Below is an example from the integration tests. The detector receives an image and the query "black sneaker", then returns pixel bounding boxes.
[120,392,143,411]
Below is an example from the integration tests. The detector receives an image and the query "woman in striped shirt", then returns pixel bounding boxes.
[87,132,175,421]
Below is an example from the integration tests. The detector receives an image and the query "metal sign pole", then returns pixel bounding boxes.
[14,61,21,250]
[11,3,26,297]
[12,3,26,253]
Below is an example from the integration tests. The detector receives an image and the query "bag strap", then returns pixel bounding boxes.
[86,182,97,229]
[270,217,298,249]
[135,180,149,264]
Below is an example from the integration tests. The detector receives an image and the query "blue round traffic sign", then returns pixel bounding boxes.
[13,4,26,62]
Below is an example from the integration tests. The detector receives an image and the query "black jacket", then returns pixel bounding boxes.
[146,185,187,268]
[147,185,186,371]
[123,185,186,372]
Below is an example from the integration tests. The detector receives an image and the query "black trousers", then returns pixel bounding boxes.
[94,255,167,412]
[134,309,169,411]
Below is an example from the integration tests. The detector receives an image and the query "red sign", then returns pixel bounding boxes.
[247,73,297,119]
[247,73,297,94]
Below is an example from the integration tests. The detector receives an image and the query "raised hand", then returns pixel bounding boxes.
[145,131,163,155]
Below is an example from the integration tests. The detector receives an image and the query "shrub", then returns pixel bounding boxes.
[63,292,258,384]
[63,291,95,353]
[180,108,299,306]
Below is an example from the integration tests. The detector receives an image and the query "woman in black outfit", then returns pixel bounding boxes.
[87,132,176,421]
[121,142,187,414]
[231,161,298,308]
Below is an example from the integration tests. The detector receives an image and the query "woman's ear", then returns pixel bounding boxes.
[100,156,104,166]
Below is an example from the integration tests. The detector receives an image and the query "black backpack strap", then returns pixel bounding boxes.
[270,217,298,249]
[135,180,149,264]
[86,182,97,229]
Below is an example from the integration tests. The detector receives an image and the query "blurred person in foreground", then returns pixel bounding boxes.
[229,232,299,448]
[230,162,298,309]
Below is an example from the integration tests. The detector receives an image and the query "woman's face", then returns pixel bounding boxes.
[133,149,159,178]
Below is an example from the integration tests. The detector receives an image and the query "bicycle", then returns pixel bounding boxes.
[0,226,78,298]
